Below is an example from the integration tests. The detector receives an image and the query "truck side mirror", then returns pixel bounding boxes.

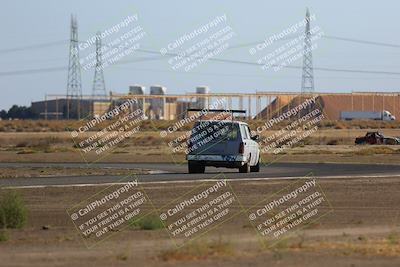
[251,135,260,141]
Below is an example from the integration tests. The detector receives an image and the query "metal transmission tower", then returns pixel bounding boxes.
[92,32,107,99]
[301,8,315,95]
[66,14,82,119]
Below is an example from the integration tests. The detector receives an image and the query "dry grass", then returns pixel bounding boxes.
[0,166,148,178]
[307,239,400,257]
[0,119,399,149]
[354,147,400,155]
[0,119,193,132]
[263,233,400,257]
[1,119,400,133]
[159,239,234,261]
[0,128,399,165]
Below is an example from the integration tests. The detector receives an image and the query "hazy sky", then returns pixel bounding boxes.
[0,0,399,110]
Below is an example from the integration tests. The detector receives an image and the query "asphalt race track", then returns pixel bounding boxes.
[1,162,400,188]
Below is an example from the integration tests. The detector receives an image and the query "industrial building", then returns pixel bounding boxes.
[31,98,93,120]
[31,88,399,121]
[31,85,212,120]
[258,93,400,121]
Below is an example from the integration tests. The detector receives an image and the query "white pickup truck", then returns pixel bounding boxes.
[186,110,260,174]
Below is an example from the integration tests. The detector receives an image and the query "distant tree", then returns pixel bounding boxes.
[7,105,21,119]
[26,106,39,119]
[0,110,7,119]
[6,105,38,119]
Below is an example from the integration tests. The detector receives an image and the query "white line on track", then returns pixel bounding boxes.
[2,173,400,189]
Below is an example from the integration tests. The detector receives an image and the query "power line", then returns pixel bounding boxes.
[135,48,400,76]
[0,66,66,76]
[323,35,400,48]
[113,66,400,80]
[2,42,400,77]
[2,55,400,78]
[227,35,400,50]
[2,51,400,77]
[0,40,67,54]
[228,35,299,49]
[1,31,400,56]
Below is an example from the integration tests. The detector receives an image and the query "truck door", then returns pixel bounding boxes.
[246,125,259,165]
[239,124,256,164]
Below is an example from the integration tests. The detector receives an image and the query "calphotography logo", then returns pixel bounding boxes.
[69,98,146,164]
[245,176,333,247]
[67,176,155,248]
[79,14,147,72]
[155,176,244,247]
[249,12,324,72]
[160,14,236,72]
[255,96,327,156]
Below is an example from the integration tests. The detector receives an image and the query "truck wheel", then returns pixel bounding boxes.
[188,161,205,174]
[239,163,250,173]
[250,160,260,172]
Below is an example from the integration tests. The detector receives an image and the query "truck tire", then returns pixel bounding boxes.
[188,161,205,174]
[250,159,260,172]
[239,163,250,173]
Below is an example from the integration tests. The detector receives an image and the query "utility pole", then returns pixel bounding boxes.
[92,31,107,99]
[66,14,82,119]
[301,8,315,96]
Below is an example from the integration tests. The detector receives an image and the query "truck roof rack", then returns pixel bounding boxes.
[186,108,246,122]
[187,108,246,114]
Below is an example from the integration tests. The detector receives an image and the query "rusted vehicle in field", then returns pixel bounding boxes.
[355,131,400,145]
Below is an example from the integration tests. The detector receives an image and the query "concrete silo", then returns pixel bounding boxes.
[196,86,210,109]
[129,85,145,114]
[149,85,166,119]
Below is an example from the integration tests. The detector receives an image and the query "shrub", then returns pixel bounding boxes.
[16,149,36,154]
[355,147,397,155]
[129,214,164,230]
[387,233,399,245]
[160,239,233,261]
[327,139,339,145]
[15,141,28,147]
[0,230,8,242]
[0,191,27,229]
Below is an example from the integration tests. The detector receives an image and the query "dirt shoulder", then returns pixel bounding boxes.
[0,131,399,165]
[0,177,399,266]
[0,166,149,179]
[1,149,400,165]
